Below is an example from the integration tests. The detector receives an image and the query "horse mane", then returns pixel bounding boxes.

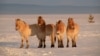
[38,16,46,31]
[56,20,64,25]
[57,20,62,24]
[67,17,75,29]
[56,20,65,33]
[16,18,28,31]
[56,20,63,26]
[16,18,20,21]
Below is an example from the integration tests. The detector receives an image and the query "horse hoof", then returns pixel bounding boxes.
[66,45,69,47]
[61,45,64,48]
[26,47,29,49]
[61,44,64,48]
[26,45,29,49]
[51,44,54,48]
[38,46,42,48]
[38,45,42,48]
[72,45,77,47]
[58,46,60,48]
[20,46,23,48]
[20,45,24,48]
[43,45,46,48]
[58,45,64,48]
[58,46,63,48]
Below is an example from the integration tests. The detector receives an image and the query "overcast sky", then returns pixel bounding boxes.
[0,0,100,6]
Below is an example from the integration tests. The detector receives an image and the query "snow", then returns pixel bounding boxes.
[0,14,100,56]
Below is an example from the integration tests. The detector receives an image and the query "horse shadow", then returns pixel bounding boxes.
[0,41,20,48]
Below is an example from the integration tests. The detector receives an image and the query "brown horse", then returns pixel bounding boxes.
[16,19,31,48]
[56,20,66,48]
[66,17,79,47]
[37,16,56,48]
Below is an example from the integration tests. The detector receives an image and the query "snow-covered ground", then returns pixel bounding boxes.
[0,14,100,56]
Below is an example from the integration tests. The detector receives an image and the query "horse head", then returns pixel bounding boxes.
[37,16,46,31]
[15,18,21,30]
[67,17,75,29]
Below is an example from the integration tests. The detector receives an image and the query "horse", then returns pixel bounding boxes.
[15,19,31,48]
[56,20,66,48]
[37,16,56,48]
[16,17,56,48]
[16,18,46,48]
[66,17,79,47]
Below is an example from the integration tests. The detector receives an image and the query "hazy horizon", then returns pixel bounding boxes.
[0,4,100,14]
[0,0,100,14]
[0,0,100,6]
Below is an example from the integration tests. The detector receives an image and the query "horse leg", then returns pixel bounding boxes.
[58,35,60,48]
[72,39,76,47]
[43,39,46,48]
[20,38,24,48]
[58,40,64,48]
[66,38,69,47]
[60,39,64,48]
[74,36,78,47]
[58,39,60,48]
[74,41,77,47]
[50,35,55,48]
[26,39,29,48]
[22,36,29,48]
[38,40,43,48]
[60,35,64,48]
[58,36,64,48]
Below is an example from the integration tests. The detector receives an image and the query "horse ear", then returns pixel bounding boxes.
[16,18,21,22]
[38,16,42,22]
